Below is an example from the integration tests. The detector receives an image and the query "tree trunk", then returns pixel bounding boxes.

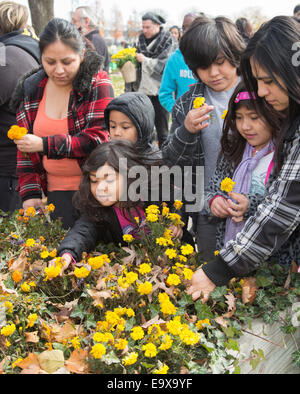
[28,0,54,36]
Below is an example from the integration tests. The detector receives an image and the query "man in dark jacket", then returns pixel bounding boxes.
[0,1,40,213]
[72,6,110,73]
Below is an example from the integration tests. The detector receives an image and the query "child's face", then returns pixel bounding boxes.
[196,54,238,92]
[235,105,273,151]
[109,110,138,144]
[90,163,125,207]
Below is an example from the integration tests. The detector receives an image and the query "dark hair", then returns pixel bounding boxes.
[169,25,181,39]
[294,4,300,14]
[220,81,280,168]
[240,15,300,172]
[179,16,245,77]
[39,17,85,55]
[235,17,253,42]
[73,140,161,222]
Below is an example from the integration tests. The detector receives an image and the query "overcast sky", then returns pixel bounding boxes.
[18,0,296,26]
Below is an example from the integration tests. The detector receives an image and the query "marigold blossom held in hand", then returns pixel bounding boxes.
[193,97,206,109]
[220,177,236,193]
[7,125,28,140]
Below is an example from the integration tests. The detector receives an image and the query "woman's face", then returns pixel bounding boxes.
[196,54,238,92]
[235,105,273,151]
[90,163,125,207]
[109,110,138,144]
[170,27,180,40]
[42,40,83,87]
[250,59,289,112]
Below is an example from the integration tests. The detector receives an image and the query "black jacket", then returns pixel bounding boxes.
[85,30,110,73]
[0,30,40,177]
[57,205,194,261]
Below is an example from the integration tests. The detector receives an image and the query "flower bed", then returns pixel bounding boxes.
[0,205,299,374]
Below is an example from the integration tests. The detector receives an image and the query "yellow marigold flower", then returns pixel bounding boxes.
[178,255,187,263]
[125,271,138,285]
[159,299,177,316]
[49,249,57,258]
[146,213,158,222]
[159,334,173,351]
[46,203,55,212]
[21,282,31,292]
[196,318,211,330]
[115,338,128,351]
[122,352,138,366]
[166,274,181,286]
[118,276,130,289]
[130,326,144,341]
[165,248,177,260]
[45,342,53,350]
[179,326,200,346]
[220,177,236,193]
[6,340,11,347]
[137,281,153,295]
[145,204,160,215]
[164,229,173,239]
[7,125,27,140]
[70,336,81,349]
[142,343,158,358]
[156,237,173,247]
[1,323,16,336]
[44,265,61,281]
[105,311,120,326]
[193,97,205,109]
[10,233,18,239]
[173,200,183,210]
[168,212,183,225]
[5,301,13,314]
[134,216,140,224]
[166,317,182,335]
[26,207,36,217]
[25,238,36,247]
[93,332,114,344]
[28,281,36,287]
[12,357,23,369]
[153,364,169,374]
[180,243,194,256]
[90,343,106,359]
[139,263,151,275]
[221,109,228,119]
[12,270,22,283]
[214,250,220,256]
[27,313,38,328]
[73,266,90,279]
[40,250,49,259]
[88,254,110,270]
[123,234,134,243]
[162,206,170,216]
[126,308,135,318]
[182,268,194,280]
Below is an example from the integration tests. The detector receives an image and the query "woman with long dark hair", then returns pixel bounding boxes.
[11,18,113,228]
[187,16,300,301]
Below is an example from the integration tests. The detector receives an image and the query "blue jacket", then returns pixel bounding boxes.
[158,48,196,113]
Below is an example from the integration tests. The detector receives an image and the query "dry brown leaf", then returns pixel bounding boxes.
[8,250,27,273]
[242,277,258,304]
[65,349,89,374]
[214,316,228,328]
[225,293,236,312]
[24,331,40,343]
[0,278,17,296]
[38,350,65,374]
[52,321,77,343]
[141,314,166,329]
[17,353,44,374]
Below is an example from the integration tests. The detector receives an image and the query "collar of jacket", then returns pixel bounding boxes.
[10,49,104,111]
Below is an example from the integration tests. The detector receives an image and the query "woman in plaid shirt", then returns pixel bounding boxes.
[11,18,113,228]
[187,16,300,301]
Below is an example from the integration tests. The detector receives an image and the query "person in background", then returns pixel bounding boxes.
[0,0,40,213]
[235,17,253,45]
[169,25,181,42]
[104,92,161,160]
[133,12,176,149]
[162,16,244,261]
[72,6,110,73]
[159,12,199,114]
[187,16,300,302]
[11,18,113,229]
[293,4,300,20]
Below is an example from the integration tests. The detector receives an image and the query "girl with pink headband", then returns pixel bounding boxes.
[205,81,285,261]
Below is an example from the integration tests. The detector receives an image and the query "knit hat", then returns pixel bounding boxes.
[142,12,166,25]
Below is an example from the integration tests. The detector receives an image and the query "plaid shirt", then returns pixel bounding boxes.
[203,117,300,285]
[16,68,113,201]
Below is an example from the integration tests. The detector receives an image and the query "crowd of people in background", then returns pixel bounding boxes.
[0,0,299,300]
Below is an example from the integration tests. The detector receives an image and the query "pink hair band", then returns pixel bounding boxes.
[234,91,256,103]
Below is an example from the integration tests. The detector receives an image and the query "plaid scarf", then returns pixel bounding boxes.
[137,29,174,82]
